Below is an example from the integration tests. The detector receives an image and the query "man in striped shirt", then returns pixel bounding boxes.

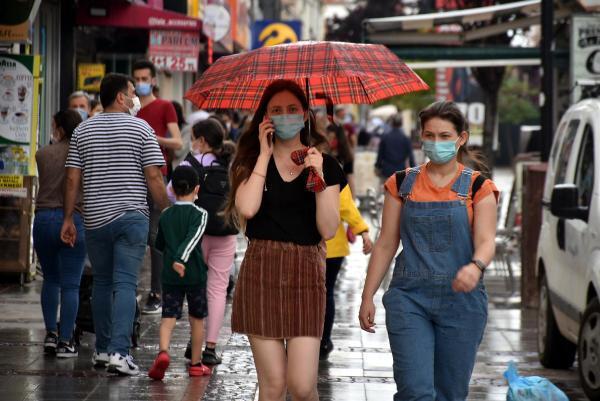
[61,73,169,376]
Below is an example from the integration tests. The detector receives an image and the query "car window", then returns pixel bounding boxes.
[550,121,566,166]
[575,124,594,209]
[554,119,580,185]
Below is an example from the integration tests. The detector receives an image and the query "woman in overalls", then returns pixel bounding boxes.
[359,101,498,401]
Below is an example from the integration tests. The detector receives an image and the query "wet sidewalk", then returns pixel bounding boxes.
[0,234,588,401]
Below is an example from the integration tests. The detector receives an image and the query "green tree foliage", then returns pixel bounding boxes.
[499,75,540,125]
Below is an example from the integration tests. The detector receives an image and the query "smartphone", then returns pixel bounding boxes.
[267,132,273,146]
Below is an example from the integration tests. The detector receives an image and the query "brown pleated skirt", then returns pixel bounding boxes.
[232,239,326,339]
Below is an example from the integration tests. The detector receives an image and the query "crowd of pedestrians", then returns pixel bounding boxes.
[31,59,497,401]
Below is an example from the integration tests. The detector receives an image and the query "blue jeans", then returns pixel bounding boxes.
[86,211,148,355]
[33,209,86,342]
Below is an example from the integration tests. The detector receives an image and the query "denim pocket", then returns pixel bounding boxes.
[119,212,149,247]
[409,214,452,252]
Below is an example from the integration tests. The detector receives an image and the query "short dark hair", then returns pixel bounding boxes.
[390,113,403,128]
[132,59,157,77]
[99,73,134,109]
[53,109,82,139]
[171,166,199,197]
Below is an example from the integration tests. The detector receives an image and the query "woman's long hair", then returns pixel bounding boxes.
[418,100,489,177]
[223,79,327,228]
[327,123,354,165]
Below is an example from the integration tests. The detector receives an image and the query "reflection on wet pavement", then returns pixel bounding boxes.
[0,238,587,401]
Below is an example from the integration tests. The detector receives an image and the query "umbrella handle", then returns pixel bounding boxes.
[305,78,311,146]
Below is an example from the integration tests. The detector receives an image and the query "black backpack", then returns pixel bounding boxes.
[185,153,238,236]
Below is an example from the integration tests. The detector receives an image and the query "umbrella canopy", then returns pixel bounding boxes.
[185,41,429,110]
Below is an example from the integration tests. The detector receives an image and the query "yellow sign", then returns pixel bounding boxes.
[78,64,105,92]
[0,21,29,43]
[0,0,41,43]
[259,23,298,47]
[0,175,23,188]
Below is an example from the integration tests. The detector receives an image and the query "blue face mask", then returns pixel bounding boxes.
[270,114,305,140]
[422,139,460,164]
[75,107,88,121]
[135,82,152,97]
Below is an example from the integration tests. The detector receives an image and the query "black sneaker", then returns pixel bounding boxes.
[44,332,58,354]
[56,340,78,358]
[202,347,222,365]
[319,339,334,361]
[142,292,162,315]
[184,340,192,360]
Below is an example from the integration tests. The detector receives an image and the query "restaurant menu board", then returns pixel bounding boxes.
[0,55,40,177]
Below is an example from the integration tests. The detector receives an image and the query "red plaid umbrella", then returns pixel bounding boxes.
[184,41,429,110]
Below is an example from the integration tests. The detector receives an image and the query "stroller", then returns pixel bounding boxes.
[73,271,142,348]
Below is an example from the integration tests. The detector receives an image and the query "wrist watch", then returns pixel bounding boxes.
[471,259,487,273]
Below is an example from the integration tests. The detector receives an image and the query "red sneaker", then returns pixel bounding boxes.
[148,351,170,381]
[189,363,212,377]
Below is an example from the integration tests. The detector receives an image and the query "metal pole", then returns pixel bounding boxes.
[540,0,554,162]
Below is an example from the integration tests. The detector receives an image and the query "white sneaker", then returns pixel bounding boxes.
[107,353,139,376]
[92,351,110,368]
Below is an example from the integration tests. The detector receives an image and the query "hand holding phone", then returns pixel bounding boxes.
[259,116,274,156]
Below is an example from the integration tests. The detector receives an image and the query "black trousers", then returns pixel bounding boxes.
[322,257,344,344]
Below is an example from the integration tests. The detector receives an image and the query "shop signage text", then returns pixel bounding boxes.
[149,30,200,72]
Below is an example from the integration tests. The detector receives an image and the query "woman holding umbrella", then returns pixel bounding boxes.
[225,79,345,401]
[359,101,498,401]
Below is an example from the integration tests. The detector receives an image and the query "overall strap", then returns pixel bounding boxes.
[398,166,421,200]
[451,167,473,199]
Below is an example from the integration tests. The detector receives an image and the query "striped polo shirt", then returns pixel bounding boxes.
[65,112,165,230]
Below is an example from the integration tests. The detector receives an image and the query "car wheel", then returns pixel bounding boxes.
[538,274,576,368]
[579,298,600,400]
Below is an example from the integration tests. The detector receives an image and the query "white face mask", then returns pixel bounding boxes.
[129,96,142,116]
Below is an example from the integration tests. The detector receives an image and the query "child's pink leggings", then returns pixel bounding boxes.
[201,234,237,344]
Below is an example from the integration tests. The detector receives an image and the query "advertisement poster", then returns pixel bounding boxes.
[571,14,600,102]
[0,175,26,198]
[78,63,105,92]
[149,30,201,72]
[0,55,41,178]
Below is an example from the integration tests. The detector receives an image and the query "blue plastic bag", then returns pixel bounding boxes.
[504,361,569,401]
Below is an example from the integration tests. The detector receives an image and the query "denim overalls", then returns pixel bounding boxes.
[382,166,488,401]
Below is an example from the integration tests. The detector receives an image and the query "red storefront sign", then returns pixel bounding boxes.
[76,2,201,32]
[148,30,200,72]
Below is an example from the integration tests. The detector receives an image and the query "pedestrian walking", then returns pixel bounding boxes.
[225,79,344,401]
[68,91,91,121]
[131,59,183,315]
[148,165,211,380]
[359,101,499,401]
[326,123,356,198]
[320,183,372,360]
[61,73,169,375]
[166,117,237,366]
[375,113,415,180]
[34,109,85,358]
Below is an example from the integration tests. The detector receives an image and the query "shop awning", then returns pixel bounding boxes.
[362,0,565,45]
[76,1,201,32]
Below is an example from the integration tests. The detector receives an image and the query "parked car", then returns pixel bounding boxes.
[536,99,598,400]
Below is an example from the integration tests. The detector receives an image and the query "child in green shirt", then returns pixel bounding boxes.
[148,166,211,380]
